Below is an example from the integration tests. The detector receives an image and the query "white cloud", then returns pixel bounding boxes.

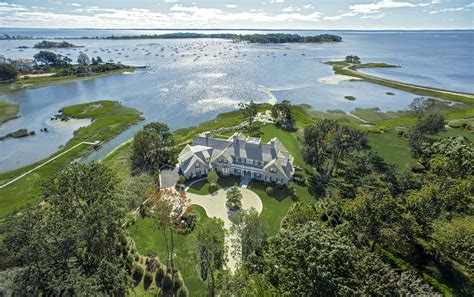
[225,4,238,9]
[281,6,300,12]
[324,0,438,21]
[70,3,81,7]
[270,0,285,3]
[429,2,474,14]
[164,0,179,3]
[303,4,314,9]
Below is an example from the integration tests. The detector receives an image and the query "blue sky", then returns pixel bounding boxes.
[1,0,473,29]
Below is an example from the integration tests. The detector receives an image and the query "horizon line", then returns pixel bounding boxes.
[1,27,473,32]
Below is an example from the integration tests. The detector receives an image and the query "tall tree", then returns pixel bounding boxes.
[0,162,130,295]
[77,51,90,65]
[0,63,18,81]
[132,121,175,172]
[188,218,226,297]
[231,209,268,266]
[238,100,258,130]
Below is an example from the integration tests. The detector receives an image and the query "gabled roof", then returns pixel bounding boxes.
[179,132,294,178]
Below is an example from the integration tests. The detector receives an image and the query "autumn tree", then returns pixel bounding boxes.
[146,188,188,292]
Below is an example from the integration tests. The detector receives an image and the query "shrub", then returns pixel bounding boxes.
[146,257,160,272]
[207,170,218,184]
[132,263,144,286]
[266,186,274,195]
[409,162,425,173]
[178,175,186,185]
[144,271,153,290]
[226,186,243,211]
[155,267,165,286]
[162,274,173,290]
[209,182,219,193]
[178,210,198,234]
[173,276,183,291]
[177,285,189,297]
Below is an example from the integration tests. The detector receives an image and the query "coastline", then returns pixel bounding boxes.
[325,61,474,103]
[0,67,135,95]
[319,74,362,85]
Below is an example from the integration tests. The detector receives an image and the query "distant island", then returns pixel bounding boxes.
[233,33,342,44]
[91,33,342,44]
[33,40,81,49]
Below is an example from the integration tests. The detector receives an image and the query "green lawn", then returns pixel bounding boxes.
[247,181,314,235]
[127,205,210,296]
[368,127,474,170]
[0,100,142,217]
[0,99,19,124]
[187,176,241,195]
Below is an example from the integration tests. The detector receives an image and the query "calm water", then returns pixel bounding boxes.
[1,29,473,172]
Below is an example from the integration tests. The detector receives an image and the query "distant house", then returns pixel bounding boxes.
[0,55,7,64]
[14,58,36,71]
[178,132,294,185]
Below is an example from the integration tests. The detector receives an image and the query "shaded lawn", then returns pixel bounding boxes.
[128,205,210,296]
[247,180,314,235]
[187,176,241,195]
[0,101,142,217]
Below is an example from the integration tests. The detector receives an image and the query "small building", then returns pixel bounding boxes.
[178,132,294,185]
[14,58,36,71]
[0,55,7,64]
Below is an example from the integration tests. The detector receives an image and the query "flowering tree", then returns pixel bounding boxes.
[146,188,189,291]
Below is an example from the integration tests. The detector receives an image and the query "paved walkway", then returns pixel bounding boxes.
[186,187,263,271]
[0,141,100,189]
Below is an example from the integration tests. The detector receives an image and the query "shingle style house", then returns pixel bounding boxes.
[178,132,294,185]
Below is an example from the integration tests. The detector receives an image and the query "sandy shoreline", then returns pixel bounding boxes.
[319,74,362,85]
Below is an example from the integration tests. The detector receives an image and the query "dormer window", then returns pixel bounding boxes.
[270,167,277,173]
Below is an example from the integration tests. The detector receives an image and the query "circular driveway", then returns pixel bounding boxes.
[186,187,263,272]
[186,187,262,229]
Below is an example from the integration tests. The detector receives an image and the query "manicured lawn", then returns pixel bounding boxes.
[187,176,241,195]
[127,205,210,296]
[0,100,142,217]
[247,180,314,235]
[368,127,474,170]
[259,124,305,167]
[367,130,413,170]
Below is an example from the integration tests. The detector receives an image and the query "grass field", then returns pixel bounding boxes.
[0,100,142,217]
[0,99,19,124]
[127,205,210,296]
[0,68,134,95]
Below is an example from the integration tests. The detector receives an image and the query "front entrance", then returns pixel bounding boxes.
[244,170,251,178]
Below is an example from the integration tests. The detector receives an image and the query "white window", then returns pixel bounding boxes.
[195,162,200,168]
[270,167,277,173]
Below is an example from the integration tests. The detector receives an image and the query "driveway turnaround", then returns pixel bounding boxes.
[186,187,263,271]
[186,188,262,229]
